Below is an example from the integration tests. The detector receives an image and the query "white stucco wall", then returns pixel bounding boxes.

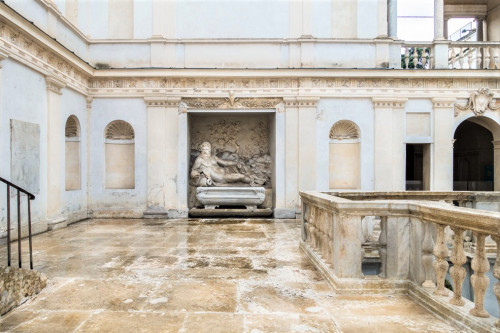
[134,0,153,39]
[175,0,289,39]
[4,0,48,33]
[90,44,151,68]
[315,99,375,191]
[61,88,88,222]
[89,98,147,213]
[0,59,48,228]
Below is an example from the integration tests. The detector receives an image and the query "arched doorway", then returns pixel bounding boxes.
[453,119,494,191]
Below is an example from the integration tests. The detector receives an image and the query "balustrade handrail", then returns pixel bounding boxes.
[301,191,500,238]
[449,41,500,47]
[1,176,35,269]
[0,176,35,200]
[328,191,500,202]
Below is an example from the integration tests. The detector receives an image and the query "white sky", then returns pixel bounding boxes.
[398,0,476,41]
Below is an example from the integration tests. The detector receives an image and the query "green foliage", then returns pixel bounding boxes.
[401,47,430,69]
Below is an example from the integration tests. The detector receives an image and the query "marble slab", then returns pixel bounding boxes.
[196,187,265,209]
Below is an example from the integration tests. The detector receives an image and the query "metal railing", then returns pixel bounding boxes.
[0,176,35,269]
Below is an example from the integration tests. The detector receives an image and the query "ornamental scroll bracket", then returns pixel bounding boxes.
[454,88,500,117]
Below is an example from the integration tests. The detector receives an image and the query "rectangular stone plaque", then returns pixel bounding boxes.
[10,119,40,194]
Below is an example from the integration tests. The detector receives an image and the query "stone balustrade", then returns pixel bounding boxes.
[401,42,500,70]
[300,191,500,333]
[449,42,500,70]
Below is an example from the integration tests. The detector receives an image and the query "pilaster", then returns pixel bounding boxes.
[297,97,319,195]
[283,97,299,214]
[493,141,500,191]
[372,98,407,191]
[432,98,455,191]
[45,75,66,226]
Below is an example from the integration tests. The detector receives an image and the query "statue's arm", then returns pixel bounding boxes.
[190,158,202,177]
[215,156,236,167]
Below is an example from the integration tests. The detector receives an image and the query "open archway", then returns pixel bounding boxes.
[453,118,497,191]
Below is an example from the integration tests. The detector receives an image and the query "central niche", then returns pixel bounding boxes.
[188,112,273,209]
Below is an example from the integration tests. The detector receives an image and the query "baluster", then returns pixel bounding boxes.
[422,48,428,68]
[493,48,499,69]
[459,47,465,69]
[412,48,419,68]
[449,228,466,306]
[467,48,474,69]
[476,47,482,69]
[378,217,387,278]
[470,233,490,317]
[492,236,500,328]
[404,48,410,69]
[422,222,436,288]
[484,47,491,69]
[433,224,449,296]
[450,48,457,69]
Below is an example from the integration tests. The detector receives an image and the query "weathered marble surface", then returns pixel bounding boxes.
[196,187,265,209]
[0,266,46,315]
[0,219,459,332]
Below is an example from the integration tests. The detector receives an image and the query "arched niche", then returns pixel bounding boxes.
[65,115,81,190]
[104,120,135,189]
[329,120,361,189]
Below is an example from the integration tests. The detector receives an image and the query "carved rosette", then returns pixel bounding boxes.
[454,88,500,116]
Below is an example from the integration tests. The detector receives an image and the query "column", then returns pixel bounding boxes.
[284,97,299,217]
[444,17,449,40]
[372,98,407,191]
[176,101,188,217]
[431,98,455,191]
[387,0,397,38]
[493,141,500,191]
[433,0,449,69]
[476,17,484,41]
[273,102,289,218]
[85,97,93,214]
[45,76,66,224]
[297,97,318,195]
[434,0,444,40]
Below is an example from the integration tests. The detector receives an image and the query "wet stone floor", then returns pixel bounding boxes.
[0,218,459,333]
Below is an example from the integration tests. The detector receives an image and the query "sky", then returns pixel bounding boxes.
[398,0,476,41]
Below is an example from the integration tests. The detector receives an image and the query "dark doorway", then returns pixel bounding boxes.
[406,144,430,190]
[453,120,494,191]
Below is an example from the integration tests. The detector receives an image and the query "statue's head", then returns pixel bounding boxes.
[199,141,211,155]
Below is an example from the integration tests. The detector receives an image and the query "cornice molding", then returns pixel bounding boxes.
[180,97,283,110]
[144,96,181,107]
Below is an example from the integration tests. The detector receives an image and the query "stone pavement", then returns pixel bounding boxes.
[0,219,459,332]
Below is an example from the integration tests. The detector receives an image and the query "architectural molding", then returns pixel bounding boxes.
[45,75,66,94]
[180,97,283,110]
[432,98,456,109]
[329,120,360,141]
[371,98,407,109]
[296,97,319,107]
[454,88,499,116]
[86,97,93,109]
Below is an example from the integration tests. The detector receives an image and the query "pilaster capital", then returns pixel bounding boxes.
[144,96,181,107]
[296,97,320,108]
[432,98,456,109]
[0,50,9,63]
[86,97,93,109]
[45,76,66,94]
[283,97,298,108]
[371,98,407,109]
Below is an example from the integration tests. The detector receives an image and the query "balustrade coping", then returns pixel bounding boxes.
[301,191,500,236]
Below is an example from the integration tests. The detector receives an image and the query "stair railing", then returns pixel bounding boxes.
[0,176,35,269]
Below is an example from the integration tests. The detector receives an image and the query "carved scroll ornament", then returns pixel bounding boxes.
[454,88,500,116]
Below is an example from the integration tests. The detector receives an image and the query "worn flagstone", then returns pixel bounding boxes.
[0,218,459,332]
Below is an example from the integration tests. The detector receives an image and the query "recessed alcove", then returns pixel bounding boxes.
[187,111,276,212]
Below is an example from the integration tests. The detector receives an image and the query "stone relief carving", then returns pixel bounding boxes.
[0,21,89,88]
[181,97,283,110]
[329,120,360,140]
[190,141,269,187]
[105,120,135,140]
[454,88,500,116]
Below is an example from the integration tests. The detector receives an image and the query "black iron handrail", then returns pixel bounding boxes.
[0,176,35,269]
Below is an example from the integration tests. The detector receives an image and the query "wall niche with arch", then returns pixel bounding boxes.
[104,120,135,189]
[65,115,81,191]
[329,120,361,189]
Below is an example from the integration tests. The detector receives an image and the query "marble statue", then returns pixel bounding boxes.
[190,141,269,187]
